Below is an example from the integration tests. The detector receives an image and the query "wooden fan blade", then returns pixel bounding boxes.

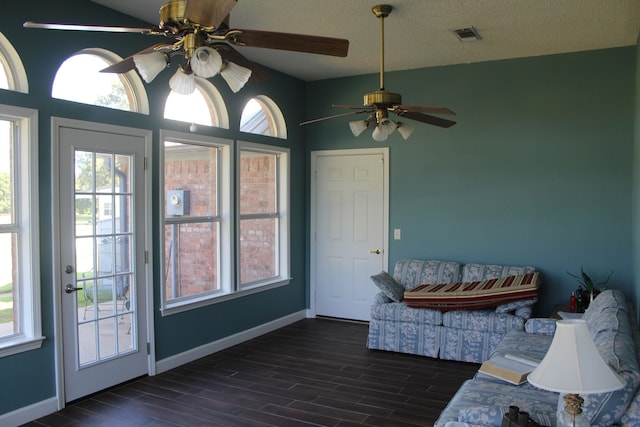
[226,29,349,57]
[300,110,371,126]
[23,21,156,34]
[333,104,371,110]
[397,104,455,115]
[100,43,175,74]
[184,0,236,28]
[399,111,457,128]
[208,43,270,84]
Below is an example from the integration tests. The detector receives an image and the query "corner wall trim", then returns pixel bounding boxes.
[155,310,307,374]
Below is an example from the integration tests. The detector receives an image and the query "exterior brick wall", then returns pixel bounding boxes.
[164,148,277,299]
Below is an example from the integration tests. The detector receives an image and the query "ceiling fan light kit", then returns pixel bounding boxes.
[301,4,456,141]
[24,0,349,95]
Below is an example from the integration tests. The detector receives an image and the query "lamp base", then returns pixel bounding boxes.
[557,394,589,427]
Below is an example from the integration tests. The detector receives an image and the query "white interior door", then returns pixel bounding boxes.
[312,149,388,321]
[55,121,150,402]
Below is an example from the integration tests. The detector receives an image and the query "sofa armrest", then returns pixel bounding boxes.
[456,406,553,426]
[525,318,557,335]
[373,292,392,304]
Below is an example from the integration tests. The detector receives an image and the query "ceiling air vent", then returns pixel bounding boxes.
[452,26,481,41]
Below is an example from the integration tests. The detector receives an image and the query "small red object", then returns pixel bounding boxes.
[569,292,577,312]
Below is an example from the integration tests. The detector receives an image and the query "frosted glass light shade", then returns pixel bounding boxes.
[372,118,397,141]
[169,67,196,95]
[133,51,168,83]
[528,320,624,394]
[220,62,252,93]
[397,122,415,140]
[191,46,222,78]
[349,120,368,137]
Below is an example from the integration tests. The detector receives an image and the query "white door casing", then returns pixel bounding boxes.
[52,118,154,404]
[311,148,389,321]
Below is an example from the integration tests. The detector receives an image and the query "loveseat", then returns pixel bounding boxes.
[435,289,640,426]
[367,259,539,363]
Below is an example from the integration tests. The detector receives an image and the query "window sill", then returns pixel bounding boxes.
[0,335,45,358]
[161,277,291,317]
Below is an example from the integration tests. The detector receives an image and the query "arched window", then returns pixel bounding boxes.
[0,33,28,93]
[52,48,149,114]
[240,95,287,139]
[164,78,229,129]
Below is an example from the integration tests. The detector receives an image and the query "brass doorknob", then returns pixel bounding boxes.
[369,249,382,254]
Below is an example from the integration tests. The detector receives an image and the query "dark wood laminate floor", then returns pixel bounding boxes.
[26,318,479,427]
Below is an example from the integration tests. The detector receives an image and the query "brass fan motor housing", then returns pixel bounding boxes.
[160,0,188,30]
[364,90,402,107]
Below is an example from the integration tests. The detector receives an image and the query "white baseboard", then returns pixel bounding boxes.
[155,310,307,374]
[0,397,58,427]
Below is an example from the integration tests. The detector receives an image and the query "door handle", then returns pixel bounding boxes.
[65,284,83,294]
[369,249,382,254]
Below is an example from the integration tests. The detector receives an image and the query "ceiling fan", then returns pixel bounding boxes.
[23,0,349,94]
[301,4,456,141]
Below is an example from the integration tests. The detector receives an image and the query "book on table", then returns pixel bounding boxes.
[478,355,537,385]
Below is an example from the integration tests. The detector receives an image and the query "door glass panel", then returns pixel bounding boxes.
[74,150,136,367]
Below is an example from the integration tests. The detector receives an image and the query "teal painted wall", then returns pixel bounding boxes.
[305,47,636,317]
[634,38,640,321]
[1,0,307,415]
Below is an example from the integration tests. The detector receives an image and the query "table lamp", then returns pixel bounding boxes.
[527,319,624,427]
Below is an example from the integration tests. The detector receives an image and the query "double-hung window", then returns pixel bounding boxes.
[0,105,42,357]
[238,142,289,289]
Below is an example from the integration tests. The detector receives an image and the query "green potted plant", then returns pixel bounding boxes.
[567,267,613,311]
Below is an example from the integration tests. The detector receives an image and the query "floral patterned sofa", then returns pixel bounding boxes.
[435,289,640,427]
[367,259,538,363]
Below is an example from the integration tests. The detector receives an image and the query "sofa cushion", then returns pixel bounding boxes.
[495,298,537,316]
[392,259,462,290]
[433,378,559,427]
[461,263,537,282]
[370,271,404,302]
[403,273,539,310]
[457,406,552,426]
[370,301,443,325]
[442,310,526,333]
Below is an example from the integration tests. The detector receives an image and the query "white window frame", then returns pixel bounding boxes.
[0,104,43,357]
[237,141,290,291]
[159,130,233,316]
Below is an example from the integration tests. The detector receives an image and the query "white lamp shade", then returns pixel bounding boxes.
[169,67,196,95]
[191,46,222,78]
[372,118,397,141]
[397,123,415,140]
[349,120,369,137]
[528,320,624,394]
[133,51,167,83]
[221,62,252,93]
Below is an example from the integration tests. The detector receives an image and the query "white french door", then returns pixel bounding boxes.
[54,119,151,402]
[312,148,389,321]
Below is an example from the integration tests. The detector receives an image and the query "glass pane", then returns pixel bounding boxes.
[78,321,97,365]
[115,154,131,193]
[164,222,219,300]
[95,153,113,193]
[0,232,17,337]
[76,237,95,280]
[117,312,134,353]
[52,53,132,111]
[0,120,13,225]
[98,318,116,359]
[240,151,277,214]
[240,218,278,284]
[75,195,94,236]
[164,141,218,217]
[75,151,94,192]
[164,88,214,126]
[240,99,273,136]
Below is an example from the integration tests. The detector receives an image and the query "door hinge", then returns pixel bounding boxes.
[146,342,151,355]
[144,251,149,264]
[144,157,148,171]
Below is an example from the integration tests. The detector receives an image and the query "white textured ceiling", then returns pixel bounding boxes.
[90,0,640,81]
